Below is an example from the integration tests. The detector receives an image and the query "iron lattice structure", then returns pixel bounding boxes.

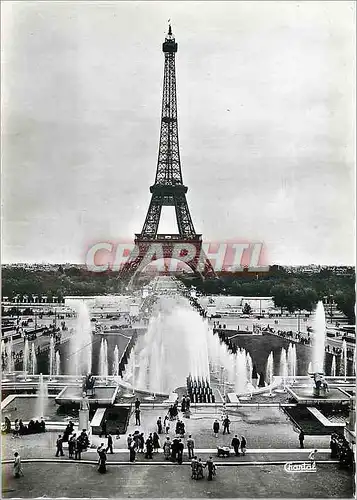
[121,26,216,280]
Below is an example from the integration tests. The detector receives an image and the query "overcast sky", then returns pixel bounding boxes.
[2,1,355,265]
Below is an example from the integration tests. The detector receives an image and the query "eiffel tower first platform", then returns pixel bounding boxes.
[120,26,216,281]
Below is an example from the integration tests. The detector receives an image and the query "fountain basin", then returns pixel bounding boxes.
[55,385,119,406]
[287,386,351,404]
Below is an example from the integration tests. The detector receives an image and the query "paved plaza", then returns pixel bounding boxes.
[2,405,354,498]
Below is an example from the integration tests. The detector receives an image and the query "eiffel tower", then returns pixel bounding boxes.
[120,26,215,280]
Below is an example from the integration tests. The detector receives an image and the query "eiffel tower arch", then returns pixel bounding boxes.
[120,26,216,282]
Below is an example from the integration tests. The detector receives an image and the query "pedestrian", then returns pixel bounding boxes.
[163,437,171,460]
[330,436,338,458]
[100,419,107,438]
[135,408,141,426]
[153,432,160,452]
[241,435,247,455]
[187,435,195,459]
[222,415,231,434]
[106,433,114,454]
[308,449,318,464]
[68,434,76,459]
[191,456,198,479]
[13,452,23,478]
[55,434,64,457]
[299,430,305,449]
[197,458,204,479]
[127,434,133,449]
[98,448,107,473]
[135,398,141,410]
[97,443,105,463]
[138,433,145,453]
[75,437,82,460]
[231,435,240,456]
[157,417,163,434]
[177,438,184,464]
[129,441,136,462]
[145,437,153,459]
[171,438,179,461]
[213,419,220,438]
[205,456,216,481]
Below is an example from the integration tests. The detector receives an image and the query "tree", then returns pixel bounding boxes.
[334,290,356,323]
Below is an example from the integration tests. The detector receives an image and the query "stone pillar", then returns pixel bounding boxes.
[79,409,90,432]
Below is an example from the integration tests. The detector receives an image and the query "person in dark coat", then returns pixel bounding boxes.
[181,397,186,413]
[231,435,240,456]
[177,439,184,464]
[241,435,247,455]
[299,430,305,449]
[106,434,114,454]
[222,416,231,434]
[75,437,82,460]
[135,408,141,426]
[55,435,64,457]
[157,417,163,434]
[98,449,107,473]
[145,437,153,459]
[171,438,179,461]
[68,434,76,459]
[213,420,220,438]
[152,432,160,452]
[135,398,141,410]
[129,442,136,462]
[138,433,145,453]
[205,457,216,480]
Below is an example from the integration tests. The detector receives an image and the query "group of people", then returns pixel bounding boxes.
[126,430,162,462]
[191,456,216,481]
[2,416,46,436]
[55,429,90,460]
[330,433,355,468]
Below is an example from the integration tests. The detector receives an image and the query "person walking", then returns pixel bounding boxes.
[163,437,171,460]
[205,456,216,481]
[145,437,153,459]
[13,452,23,478]
[213,419,220,438]
[177,439,184,464]
[135,408,141,426]
[187,435,195,459]
[106,433,114,454]
[299,430,305,449]
[222,416,231,435]
[127,434,133,449]
[153,432,160,453]
[129,441,136,462]
[241,435,247,456]
[55,434,64,457]
[135,398,141,410]
[68,434,76,459]
[98,448,107,473]
[157,417,163,434]
[75,437,82,460]
[138,433,145,453]
[231,435,240,456]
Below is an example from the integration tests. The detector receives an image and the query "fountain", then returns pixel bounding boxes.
[265,351,274,396]
[235,349,248,395]
[23,338,30,379]
[287,343,297,380]
[30,343,37,375]
[331,355,336,377]
[34,373,48,419]
[49,336,55,379]
[128,297,210,394]
[68,300,92,376]
[99,338,108,382]
[311,301,326,373]
[55,351,61,376]
[112,345,119,377]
